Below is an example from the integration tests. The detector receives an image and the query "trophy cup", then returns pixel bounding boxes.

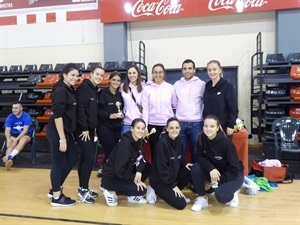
[116,101,122,116]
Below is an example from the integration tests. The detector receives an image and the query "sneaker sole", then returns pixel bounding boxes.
[5,160,13,171]
[51,202,76,207]
[2,156,8,163]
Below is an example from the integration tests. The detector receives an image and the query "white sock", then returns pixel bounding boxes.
[10,149,19,158]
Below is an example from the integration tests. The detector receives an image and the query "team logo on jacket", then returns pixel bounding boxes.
[215,156,223,160]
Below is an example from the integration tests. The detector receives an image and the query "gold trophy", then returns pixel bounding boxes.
[116,101,122,116]
[144,127,157,143]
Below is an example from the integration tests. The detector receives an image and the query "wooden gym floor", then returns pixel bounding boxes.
[0,168,299,225]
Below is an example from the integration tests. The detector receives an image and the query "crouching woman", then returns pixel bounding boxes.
[101,118,151,206]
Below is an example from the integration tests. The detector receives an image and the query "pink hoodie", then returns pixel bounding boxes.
[121,83,144,125]
[173,76,205,122]
[142,80,176,126]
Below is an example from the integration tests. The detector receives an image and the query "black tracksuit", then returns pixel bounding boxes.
[101,131,150,196]
[191,131,244,204]
[97,87,124,164]
[149,133,191,210]
[203,78,238,131]
[47,81,78,192]
[75,79,99,189]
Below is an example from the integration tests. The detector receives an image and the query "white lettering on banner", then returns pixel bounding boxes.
[0,3,13,9]
[131,0,184,17]
[208,0,268,11]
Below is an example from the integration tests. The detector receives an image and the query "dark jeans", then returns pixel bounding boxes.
[147,124,164,163]
[97,125,121,165]
[102,163,151,196]
[179,121,203,163]
[46,127,78,192]
[150,164,191,210]
[191,163,244,204]
[75,129,96,189]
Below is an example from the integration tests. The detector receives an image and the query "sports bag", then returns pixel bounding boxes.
[250,160,294,183]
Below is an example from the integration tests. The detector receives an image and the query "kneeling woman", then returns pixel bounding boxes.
[149,117,192,210]
[101,118,151,206]
[191,115,244,212]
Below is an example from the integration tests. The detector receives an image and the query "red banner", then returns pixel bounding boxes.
[0,0,97,11]
[100,0,300,23]
[0,0,99,26]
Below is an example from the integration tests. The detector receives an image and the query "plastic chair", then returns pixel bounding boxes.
[104,61,119,71]
[74,63,85,71]
[0,66,8,73]
[8,65,22,73]
[37,108,53,121]
[290,65,300,80]
[87,62,102,71]
[75,73,90,86]
[120,61,135,70]
[23,64,37,73]
[36,91,52,104]
[39,64,53,72]
[272,116,300,159]
[36,74,60,87]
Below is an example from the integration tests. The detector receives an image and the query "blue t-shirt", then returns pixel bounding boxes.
[4,112,33,136]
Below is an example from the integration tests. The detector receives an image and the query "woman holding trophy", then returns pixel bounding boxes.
[97,71,124,174]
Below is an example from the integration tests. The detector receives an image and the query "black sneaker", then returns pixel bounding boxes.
[205,187,215,196]
[88,189,98,199]
[51,194,76,207]
[78,188,95,204]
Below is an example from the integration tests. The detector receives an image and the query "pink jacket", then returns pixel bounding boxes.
[173,76,205,122]
[121,83,144,125]
[142,80,176,126]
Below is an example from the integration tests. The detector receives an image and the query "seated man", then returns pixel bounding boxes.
[2,102,33,171]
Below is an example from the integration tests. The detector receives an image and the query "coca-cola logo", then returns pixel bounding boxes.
[208,0,268,11]
[124,0,184,17]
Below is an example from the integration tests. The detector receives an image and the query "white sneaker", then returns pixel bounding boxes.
[103,189,118,207]
[191,196,208,212]
[146,186,157,204]
[226,191,239,207]
[127,196,147,204]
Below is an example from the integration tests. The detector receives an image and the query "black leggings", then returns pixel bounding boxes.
[147,124,164,163]
[46,127,78,192]
[102,163,151,196]
[191,163,243,204]
[75,129,96,189]
[97,125,121,165]
[150,165,191,210]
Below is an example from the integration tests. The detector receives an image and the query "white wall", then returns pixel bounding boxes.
[0,11,276,142]
[0,20,104,66]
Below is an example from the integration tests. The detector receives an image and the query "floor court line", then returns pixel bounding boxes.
[0,213,122,225]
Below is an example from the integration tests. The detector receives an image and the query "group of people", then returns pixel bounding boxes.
[2,59,244,211]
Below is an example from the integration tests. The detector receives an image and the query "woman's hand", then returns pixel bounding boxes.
[210,168,220,183]
[134,172,142,183]
[172,186,184,198]
[79,130,90,142]
[59,139,67,152]
[226,127,234,136]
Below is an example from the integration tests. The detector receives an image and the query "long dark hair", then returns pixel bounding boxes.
[54,63,78,88]
[123,65,143,93]
[131,118,146,153]
[109,71,122,92]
